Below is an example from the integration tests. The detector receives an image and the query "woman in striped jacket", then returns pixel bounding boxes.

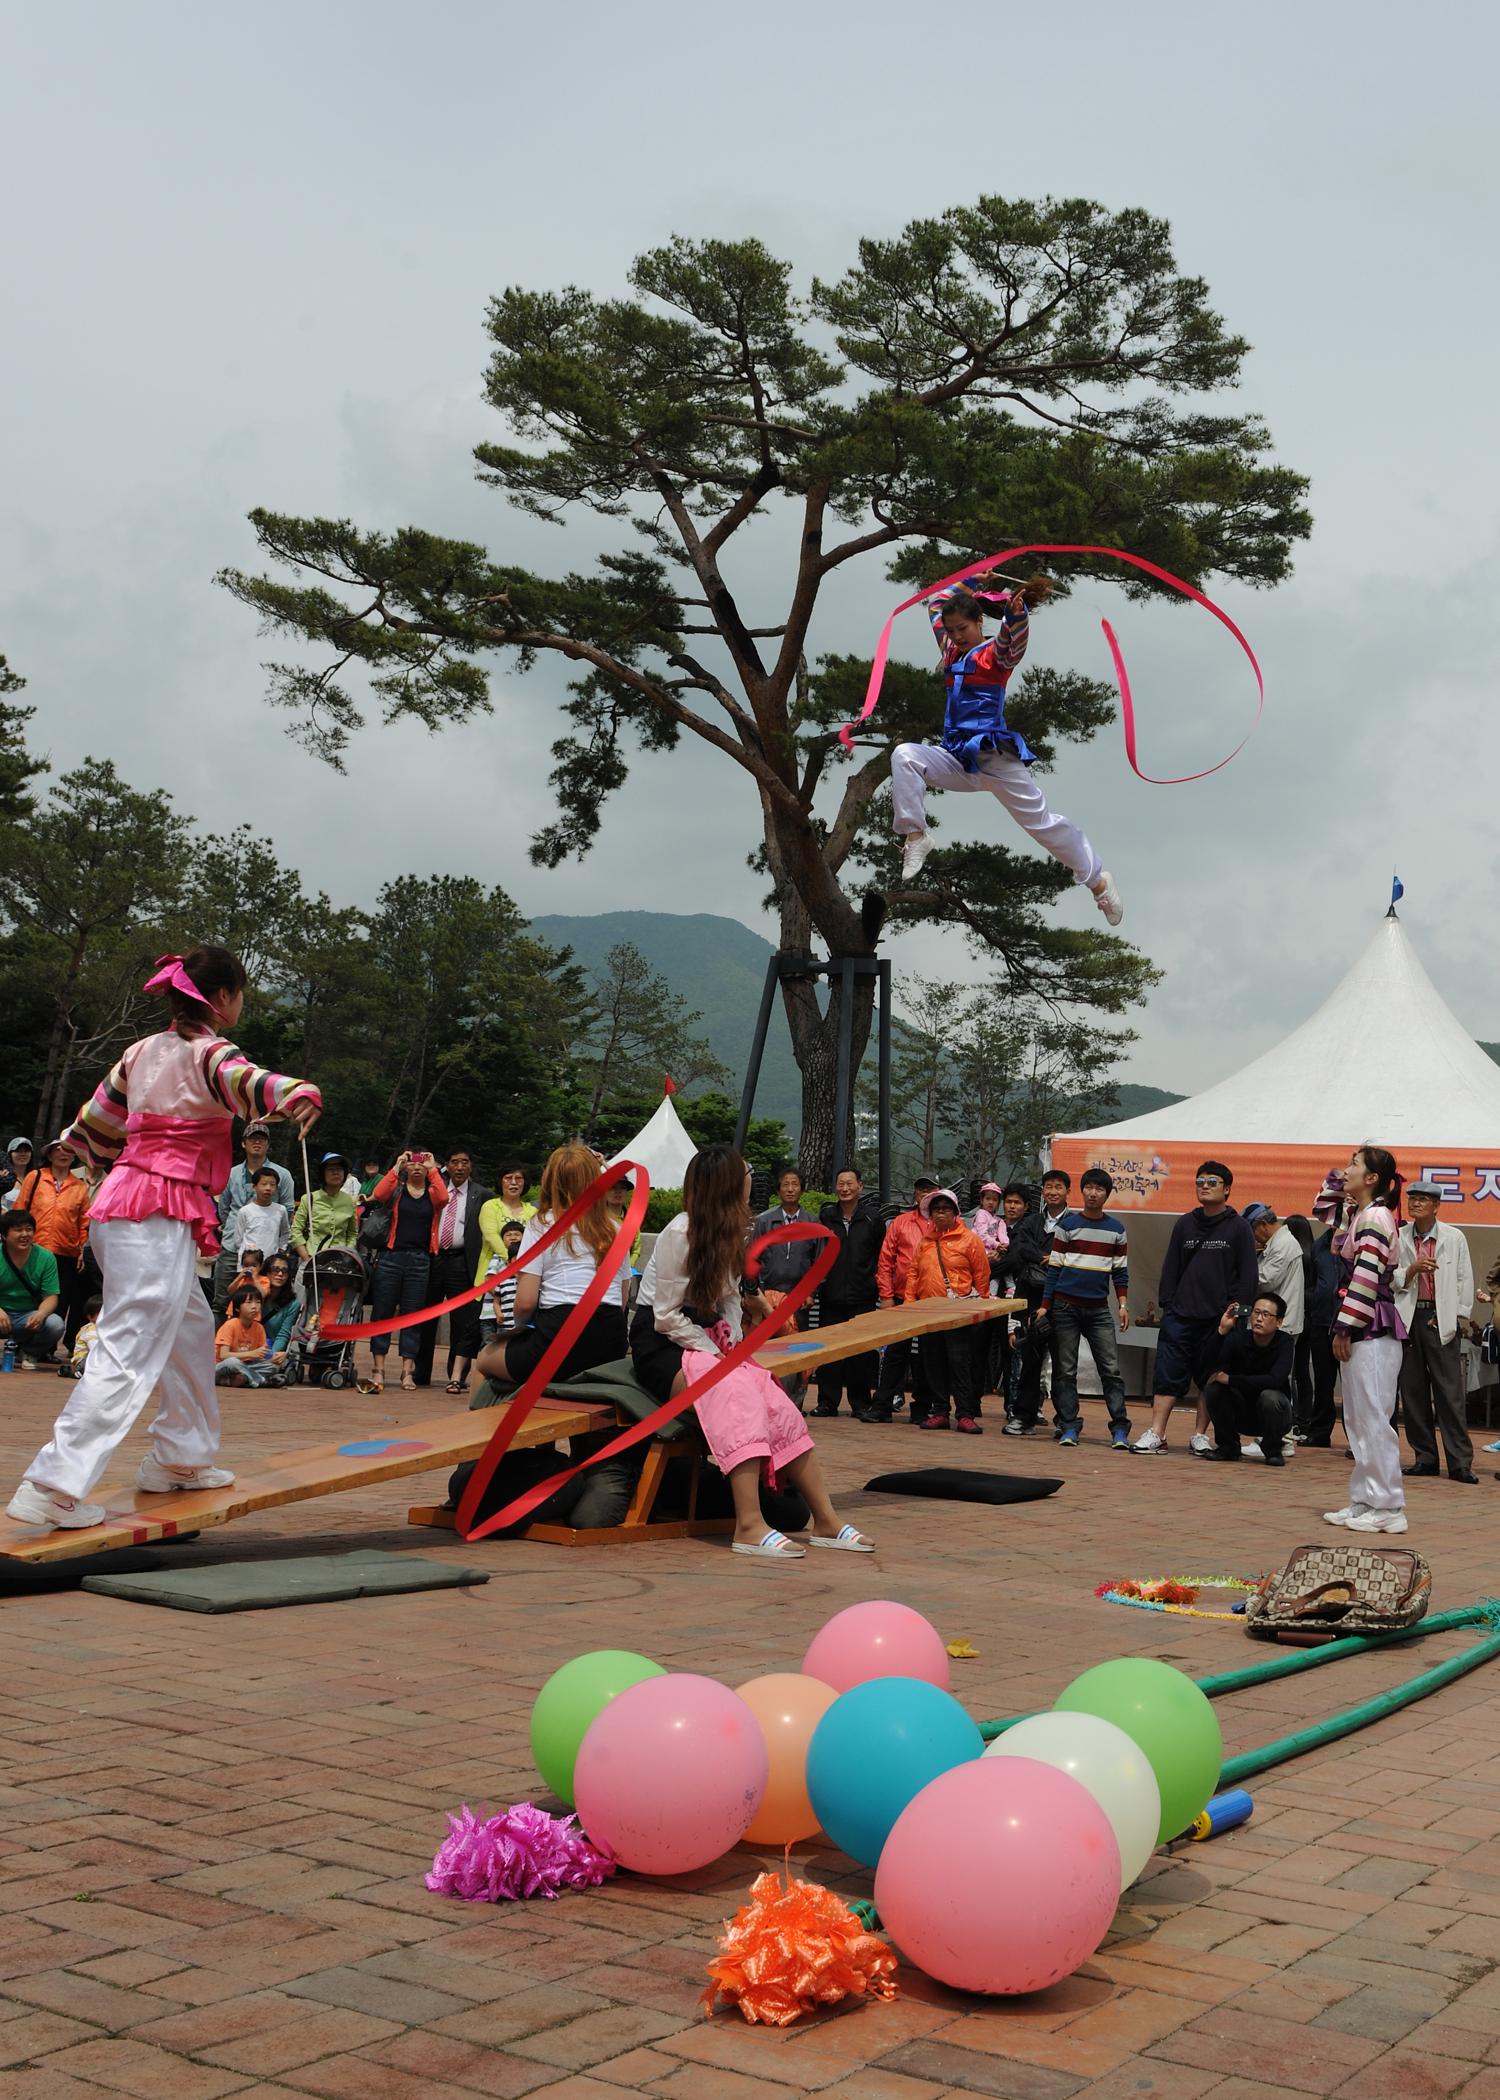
[1314,1145,1407,1534]
[5,947,322,1534]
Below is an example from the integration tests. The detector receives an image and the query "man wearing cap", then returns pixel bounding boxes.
[1,1136,35,1210]
[1394,1181,1476,1482]
[214,1123,294,1313]
[872,1175,940,1422]
[413,1148,493,1392]
[12,1139,92,1349]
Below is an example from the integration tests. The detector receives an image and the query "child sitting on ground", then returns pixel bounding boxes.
[215,1285,268,1387]
[68,1295,104,1379]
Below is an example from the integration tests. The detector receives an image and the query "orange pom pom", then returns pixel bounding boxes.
[702,1868,899,2026]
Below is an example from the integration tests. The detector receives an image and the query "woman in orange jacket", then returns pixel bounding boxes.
[16,1139,93,1350]
[907,1188,990,1434]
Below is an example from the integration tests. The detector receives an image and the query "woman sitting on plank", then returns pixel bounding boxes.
[631,1143,874,1562]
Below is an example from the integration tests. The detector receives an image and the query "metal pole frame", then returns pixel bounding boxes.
[733,950,891,1195]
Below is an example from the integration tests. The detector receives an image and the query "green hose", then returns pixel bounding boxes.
[1218,1624,1500,1787]
[977,1602,1500,1744]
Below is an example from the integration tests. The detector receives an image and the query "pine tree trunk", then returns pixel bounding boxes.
[784,972,876,1188]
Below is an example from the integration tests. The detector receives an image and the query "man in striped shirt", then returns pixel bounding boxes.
[1041,1169,1131,1448]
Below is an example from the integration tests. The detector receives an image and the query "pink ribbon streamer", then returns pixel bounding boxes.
[839,543,1263,784]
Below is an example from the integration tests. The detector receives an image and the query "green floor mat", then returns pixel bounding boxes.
[80,1548,490,1614]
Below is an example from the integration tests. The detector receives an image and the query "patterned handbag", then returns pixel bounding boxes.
[1244,1544,1431,1645]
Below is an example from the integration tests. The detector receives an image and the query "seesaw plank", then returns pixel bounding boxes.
[1,1297,1021,1566]
[754,1294,1020,1375]
[0,1401,610,1566]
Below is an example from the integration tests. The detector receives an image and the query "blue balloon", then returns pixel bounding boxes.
[805,1675,984,1867]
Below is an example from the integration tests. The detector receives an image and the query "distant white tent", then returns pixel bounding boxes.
[1052,913,1500,1222]
[608,1093,699,1190]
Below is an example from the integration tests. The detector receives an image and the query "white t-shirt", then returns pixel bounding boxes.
[520,1215,603,1310]
[233,1200,289,1257]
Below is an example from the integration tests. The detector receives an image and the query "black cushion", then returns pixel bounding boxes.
[864,1467,1063,1505]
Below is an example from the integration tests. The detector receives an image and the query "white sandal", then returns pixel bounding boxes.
[804,1524,876,1553]
[731,1528,806,1560]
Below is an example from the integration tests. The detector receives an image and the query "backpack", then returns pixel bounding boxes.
[1244,1543,1431,1645]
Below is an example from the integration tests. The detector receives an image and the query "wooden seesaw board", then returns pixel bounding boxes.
[0,1297,1018,1566]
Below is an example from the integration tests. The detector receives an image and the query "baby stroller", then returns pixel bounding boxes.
[289,1245,368,1390]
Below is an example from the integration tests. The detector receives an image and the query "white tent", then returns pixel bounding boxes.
[1067,913,1500,1156]
[607,1094,698,1190]
[1051,911,1500,1396]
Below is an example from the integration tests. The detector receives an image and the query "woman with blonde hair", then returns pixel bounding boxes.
[632,1143,873,1561]
[475,1143,627,1388]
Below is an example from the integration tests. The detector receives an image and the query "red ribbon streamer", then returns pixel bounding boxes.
[326,1163,644,1343]
[327,1165,839,1544]
[839,542,1263,784]
[456,1215,837,1542]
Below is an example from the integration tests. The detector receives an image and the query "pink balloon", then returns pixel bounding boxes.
[573,1673,769,1876]
[802,1601,950,1694]
[876,1758,1120,1994]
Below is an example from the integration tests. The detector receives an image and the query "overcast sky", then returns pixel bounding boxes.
[5,0,1498,1095]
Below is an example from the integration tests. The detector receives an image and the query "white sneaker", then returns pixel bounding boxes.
[1323,1502,1370,1526]
[899,831,933,882]
[1189,1431,1214,1455]
[135,1456,236,1494]
[1132,1428,1167,1453]
[1092,871,1124,926]
[1343,1507,1408,1533]
[1242,1439,1263,1461]
[5,1480,108,1529]
[1281,1434,1297,1460]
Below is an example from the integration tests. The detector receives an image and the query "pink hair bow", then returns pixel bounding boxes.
[143,954,208,1005]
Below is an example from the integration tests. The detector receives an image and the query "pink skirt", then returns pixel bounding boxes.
[682,1351,815,1481]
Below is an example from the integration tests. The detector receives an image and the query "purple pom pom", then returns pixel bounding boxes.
[425,1803,616,1902]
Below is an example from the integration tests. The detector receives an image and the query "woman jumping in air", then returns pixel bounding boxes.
[890,577,1123,925]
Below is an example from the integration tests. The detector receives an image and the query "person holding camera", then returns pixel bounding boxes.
[364,1149,450,1391]
[1200,1292,1294,1465]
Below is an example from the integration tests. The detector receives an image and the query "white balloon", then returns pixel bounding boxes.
[983,1711,1161,1890]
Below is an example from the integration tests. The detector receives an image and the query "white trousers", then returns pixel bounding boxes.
[1340,1334,1405,1512]
[25,1215,222,1499]
[890,742,1103,889]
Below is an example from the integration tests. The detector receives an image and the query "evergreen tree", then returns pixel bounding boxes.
[220,195,1310,1176]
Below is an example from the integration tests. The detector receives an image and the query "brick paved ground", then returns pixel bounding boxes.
[4,1367,1500,2099]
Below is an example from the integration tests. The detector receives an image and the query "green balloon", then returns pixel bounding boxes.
[1054,1658,1222,1845]
[531,1650,666,1807]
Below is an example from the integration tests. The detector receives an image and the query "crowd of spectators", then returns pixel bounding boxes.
[5,1120,1497,1500]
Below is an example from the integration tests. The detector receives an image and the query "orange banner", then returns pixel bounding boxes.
[1048,1137,1500,1221]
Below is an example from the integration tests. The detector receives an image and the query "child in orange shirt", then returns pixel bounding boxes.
[215,1287,268,1387]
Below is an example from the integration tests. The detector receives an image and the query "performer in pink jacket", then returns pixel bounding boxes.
[6,947,322,1532]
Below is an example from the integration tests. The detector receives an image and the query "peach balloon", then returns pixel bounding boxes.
[735,1673,839,1846]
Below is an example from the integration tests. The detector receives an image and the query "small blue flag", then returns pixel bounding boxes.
[1391,874,1405,906]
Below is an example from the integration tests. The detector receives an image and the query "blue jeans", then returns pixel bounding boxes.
[8,1312,65,1363]
[1049,1300,1128,1429]
[370,1248,431,1363]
